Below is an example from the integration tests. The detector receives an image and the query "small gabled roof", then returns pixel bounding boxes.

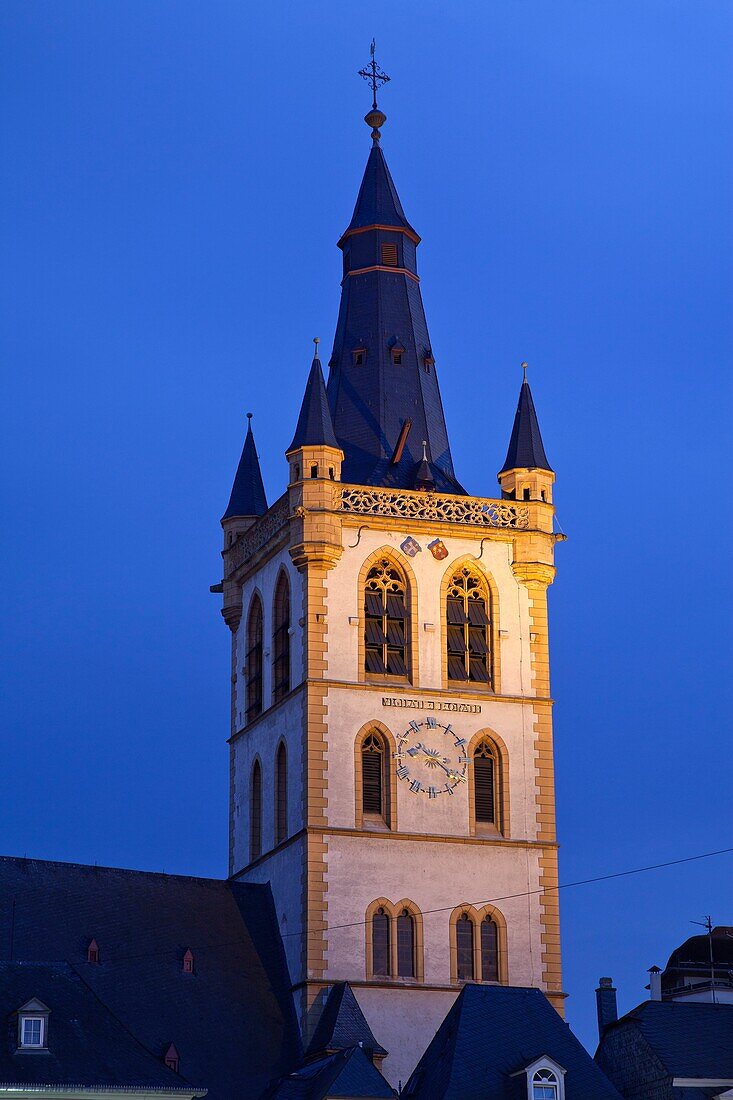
[402,985,622,1099]
[0,962,199,1093]
[500,378,552,474]
[222,415,267,520]
[600,1001,733,1079]
[306,983,387,1060]
[288,356,338,452]
[344,143,416,236]
[262,1045,396,1100]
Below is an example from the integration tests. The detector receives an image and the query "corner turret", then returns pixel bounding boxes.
[498,365,555,504]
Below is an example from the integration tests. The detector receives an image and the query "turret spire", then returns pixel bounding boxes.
[222,413,267,520]
[288,346,338,452]
[500,366,553,474]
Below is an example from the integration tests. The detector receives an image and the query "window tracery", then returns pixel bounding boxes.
[364,559,409,677]
[446,567,491,685]
[272,574,290,704]
[245,595,263,723]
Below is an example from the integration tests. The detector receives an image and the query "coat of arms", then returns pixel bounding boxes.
[428,538,448,560]
[400,536,421,557]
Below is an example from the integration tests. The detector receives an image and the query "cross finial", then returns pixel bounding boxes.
[359,40,390,141]
[359,39,390,110]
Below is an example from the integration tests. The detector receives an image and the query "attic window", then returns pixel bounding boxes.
[20,1017,45,1048]
[87,938,100,964]
[17,1000,49,1049]
[380,243,398,266]
[390,345,405,365]
[352,347,366,366]
[531,1069,559,1099]
[423,354,434,373]
[164,1044,180,1074]
[182,949,194,974]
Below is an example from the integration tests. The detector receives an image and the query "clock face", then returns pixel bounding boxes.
[394,717,469,797]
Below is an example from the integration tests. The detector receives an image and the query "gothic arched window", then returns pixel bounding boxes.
[361,732,386,820]
[480,917,499,982]
[532,1069,559,1100]
[245,595,263,723]
[272,574,290,704]
[250,759,262,862]
[364,559,409,677]
[473,740,496,825]
[275,742,287,845]
[372,907,391,977]
[456,912,475,981]
[446,567,491,686]
[397,909,415,978]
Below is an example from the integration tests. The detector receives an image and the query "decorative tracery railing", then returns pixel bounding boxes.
[337,486,529,529]
[225,494,289,575]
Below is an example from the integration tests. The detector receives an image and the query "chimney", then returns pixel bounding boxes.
[648,965,662,1001]
[596,977,618,1039]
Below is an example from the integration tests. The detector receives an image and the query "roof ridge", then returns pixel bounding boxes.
[0,853,236,887]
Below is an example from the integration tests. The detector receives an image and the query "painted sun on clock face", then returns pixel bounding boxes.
[394,717,469,797]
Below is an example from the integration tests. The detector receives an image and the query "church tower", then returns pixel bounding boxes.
[216,56,563,1088]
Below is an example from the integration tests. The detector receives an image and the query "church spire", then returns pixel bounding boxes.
[222,413,267,520]
[325,50,463,494]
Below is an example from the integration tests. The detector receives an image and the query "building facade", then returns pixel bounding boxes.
[218,95,564,1086]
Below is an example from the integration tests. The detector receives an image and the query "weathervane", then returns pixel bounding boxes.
[358,39,390,141]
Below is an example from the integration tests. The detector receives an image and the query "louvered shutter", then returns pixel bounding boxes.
[362,748,383,815]
[474,754,495,822]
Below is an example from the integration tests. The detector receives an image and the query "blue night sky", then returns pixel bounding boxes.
[1,1,731,1054]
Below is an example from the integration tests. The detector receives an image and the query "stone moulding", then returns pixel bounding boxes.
[337,485,530,529]
[225,494,290,575]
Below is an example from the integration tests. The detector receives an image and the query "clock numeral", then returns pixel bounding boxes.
[458,755,470,764]
[444,783,455,795]
[428,786,438,799]
[410,780,422,793]
[397,766,410,779]
[426,716,437,729]
[409,720,420,733]
[443,724,453,736]
[454,736,466,747]
[393,752,405,761]
[407,745,422,757]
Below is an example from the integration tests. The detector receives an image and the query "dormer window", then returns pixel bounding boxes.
[423,351,435,373]
[380,243,398,266]
[389,339,405,365]
[164,1043,180,1073]
[532,1069,559,1099]
[17,1000,49,1049]
[87,938,100,964]
[182,949,194,974]
[352,347,367,366]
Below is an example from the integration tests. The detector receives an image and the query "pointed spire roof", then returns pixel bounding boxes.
[306,982,387,1060]
[288,352,338,452]
[500,372,553,473]
[222,414,267,519]
[343,143,416,237]
[327,140,464,493]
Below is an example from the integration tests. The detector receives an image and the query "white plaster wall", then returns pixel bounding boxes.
[231,691,305,873]
[356,986,458,1089]
[324,832,544,986]
[234,549,305,728]
[325,528,533,695]
[236,837,305,989]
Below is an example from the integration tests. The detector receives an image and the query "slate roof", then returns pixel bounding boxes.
[223,416,267,519]
[500,378,552,474]
[402,985,622,1099]
[262,1046,395,1100]
[306,983,387,1060]
[288,357,339,452]
[326,141,464,493]
[0,856,301,1100]
[0,961,199,1093]
[344,143,415,235]
[599,1000,733,1079]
